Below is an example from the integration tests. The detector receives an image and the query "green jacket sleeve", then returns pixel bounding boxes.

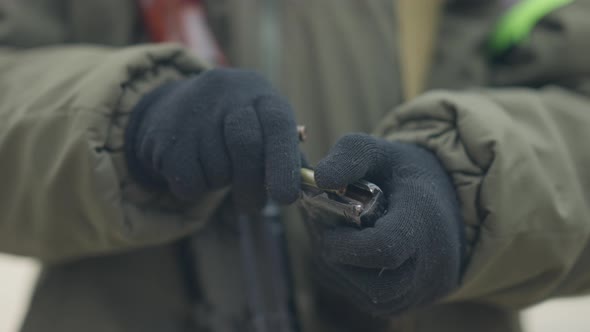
[375,86,590,309]
[0,44,226,263]
[373,0,590,309]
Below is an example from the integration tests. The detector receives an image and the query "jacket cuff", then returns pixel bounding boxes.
[374,88,590,308]
[374,91,492,260]
[75,44,227,249]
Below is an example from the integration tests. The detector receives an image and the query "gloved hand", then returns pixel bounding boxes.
[307,133,465,316]
[124,68,301,210]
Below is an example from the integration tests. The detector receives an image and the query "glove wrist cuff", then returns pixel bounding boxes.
[124,81,182,190]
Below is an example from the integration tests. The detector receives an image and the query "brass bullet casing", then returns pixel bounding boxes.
[297,125,308,142]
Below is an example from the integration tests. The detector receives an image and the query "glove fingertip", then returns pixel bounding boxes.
[270,188,300,205]
[314,133,379,190]
[314,160,348,190]
[267,168,301,205]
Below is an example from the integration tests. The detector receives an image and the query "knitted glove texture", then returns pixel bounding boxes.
[308,133,465,316]
[125,68,301,210]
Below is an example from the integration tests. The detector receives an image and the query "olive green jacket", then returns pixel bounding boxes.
[1,1,590,331]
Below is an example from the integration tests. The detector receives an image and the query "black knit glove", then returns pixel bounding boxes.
[125,68,301,210]
[307,133,464,316]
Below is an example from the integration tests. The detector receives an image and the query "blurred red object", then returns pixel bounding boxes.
[138,0,227,65]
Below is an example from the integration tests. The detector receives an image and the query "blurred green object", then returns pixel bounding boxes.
[488,0,573,57]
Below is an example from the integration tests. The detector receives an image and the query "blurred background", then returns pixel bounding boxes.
[1,253,589,332]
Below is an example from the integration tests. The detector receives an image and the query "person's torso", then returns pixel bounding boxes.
[207,0,403,164]
[19,1,518,332]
